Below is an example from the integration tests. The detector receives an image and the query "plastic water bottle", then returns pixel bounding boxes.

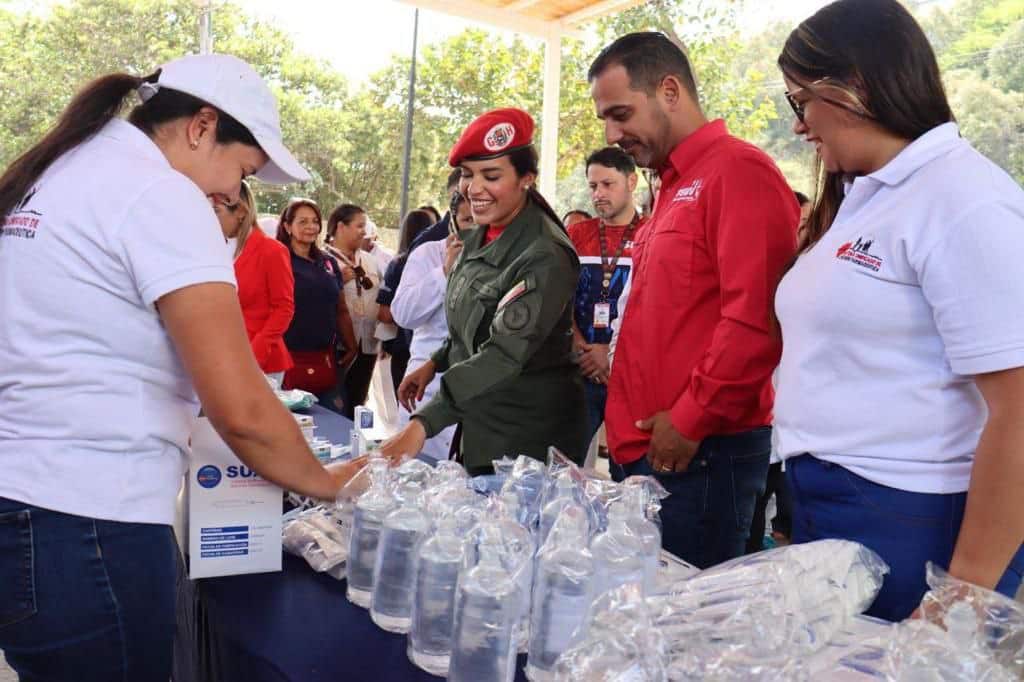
[371,482,431,632]
[591,500,647,598]
[527,505,595,681]
[538,476,586,548]
[495,492,535,653]
[622,486,661,590]
[448,540,520,682]
[408,517,467,676]
[346,457,396,608]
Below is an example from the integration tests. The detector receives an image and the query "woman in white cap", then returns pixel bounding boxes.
[0,54,368,680]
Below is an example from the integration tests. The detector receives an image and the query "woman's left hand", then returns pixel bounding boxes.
[381,419,427,461]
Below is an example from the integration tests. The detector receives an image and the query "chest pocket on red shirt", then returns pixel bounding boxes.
[646,211,699,306]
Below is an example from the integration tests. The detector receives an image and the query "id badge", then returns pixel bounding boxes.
[594,302,611,329]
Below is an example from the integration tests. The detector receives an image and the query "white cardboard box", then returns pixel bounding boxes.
[187,418,283,579]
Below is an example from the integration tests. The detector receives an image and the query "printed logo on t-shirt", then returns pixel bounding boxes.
[671,179,703,203]
[836,236,883,272]
[1,185,43,240]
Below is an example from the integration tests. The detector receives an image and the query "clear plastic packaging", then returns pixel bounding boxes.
[499,455,547,531]
[281,506,349,573]
[371,481,432,633]
[527,504,595,681]
[553,584,669,682]
[591,499,648,600]
[346,457,397,608]
[539,475,589,548]
[874,563,1024,681]
[408,516,469,676]
[653,540,887,679]
[448,538,521,682]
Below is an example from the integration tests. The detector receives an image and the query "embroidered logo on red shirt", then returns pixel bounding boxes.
[837,237,882,272]
[671,179,703,203]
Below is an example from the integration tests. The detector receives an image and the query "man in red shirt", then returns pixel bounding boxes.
[589,32,799,568]
[568,146,644,455]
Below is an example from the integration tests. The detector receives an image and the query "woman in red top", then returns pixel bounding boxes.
[213,181,294,379]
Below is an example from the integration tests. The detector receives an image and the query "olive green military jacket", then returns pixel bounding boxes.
[415,199,586,472]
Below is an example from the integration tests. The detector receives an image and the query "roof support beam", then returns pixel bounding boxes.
[538,27,561,202]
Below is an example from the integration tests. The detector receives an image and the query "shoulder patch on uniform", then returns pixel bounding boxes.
[500,300,531,332]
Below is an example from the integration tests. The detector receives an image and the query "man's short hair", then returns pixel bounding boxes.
[588,31,699,102]
[586,146,637,177]
[447,168,462,192]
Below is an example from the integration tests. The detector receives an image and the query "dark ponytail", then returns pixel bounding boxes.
[506,145,566,233]
[1,68,260,222]
[0,71,155,219]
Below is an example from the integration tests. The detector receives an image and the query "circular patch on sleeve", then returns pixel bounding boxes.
[501,300,531,332]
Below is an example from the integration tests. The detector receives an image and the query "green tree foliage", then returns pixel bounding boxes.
[2,0,1022,230]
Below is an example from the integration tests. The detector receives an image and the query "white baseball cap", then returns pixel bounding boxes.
[138,53,310,184]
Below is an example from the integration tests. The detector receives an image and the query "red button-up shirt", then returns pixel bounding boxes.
[606,120,798,464]
[235,226,296,373]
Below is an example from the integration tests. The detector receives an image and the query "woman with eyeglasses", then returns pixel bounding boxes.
[213,181,294,384]
[773,0,1024,621]
[326,203,385,420]
[277,199,357,413]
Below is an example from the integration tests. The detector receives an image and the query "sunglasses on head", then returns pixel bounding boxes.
[353,265,374,290]
[784,77,875,123]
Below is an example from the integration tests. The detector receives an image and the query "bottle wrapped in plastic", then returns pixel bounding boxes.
[371,481,432,632]
[553,584,669,682]
[499,455,547,531]
[346,457,397,608]
[527,504,595,681]
[494,491,536,653]
[448,536,521,682]
[620,486,661,591]
[539,475,589,548]
[591,499,648,599]
[394,457,435,489]
[874,563,1024,681]
[408,515,468,676]
[653,540,887,679]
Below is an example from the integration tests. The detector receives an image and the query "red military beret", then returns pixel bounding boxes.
[448,108,535,167]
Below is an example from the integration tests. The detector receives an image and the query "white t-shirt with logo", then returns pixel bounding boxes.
[0,119,235,524]
[774,123,1024,494]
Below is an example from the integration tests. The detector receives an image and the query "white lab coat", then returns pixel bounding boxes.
[391,239,455,461]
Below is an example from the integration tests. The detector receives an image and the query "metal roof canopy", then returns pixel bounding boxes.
[396,0,645,200]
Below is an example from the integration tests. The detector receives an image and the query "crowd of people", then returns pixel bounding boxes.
[2,0,1024,679]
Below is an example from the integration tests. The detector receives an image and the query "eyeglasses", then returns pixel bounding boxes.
[784,77,874,123]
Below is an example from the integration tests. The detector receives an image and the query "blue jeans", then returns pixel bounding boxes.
[787,454,1024,622]
[0,498,177,681]
[583,381,607,452]
[612,427,771,569]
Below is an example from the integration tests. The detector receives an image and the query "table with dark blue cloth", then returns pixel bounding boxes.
[174,404,530,682]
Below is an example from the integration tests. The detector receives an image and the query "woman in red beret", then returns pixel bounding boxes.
[382,108,586,474]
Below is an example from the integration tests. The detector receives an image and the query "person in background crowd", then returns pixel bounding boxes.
[794,190,812,245]
[590,32,799,569]
[744,189,811,554]
[0,54,368,682]
[389,194,474,461]
[327,204,385,419]
[562,209,592,227]
[774,0,1024,621]
[409,169,464,251]
[382,108,586,473]
[278,199,357,412]
[214,180,294,384]
[418,204,442,224]
[361,216,394,270]
[569,146,644,455]
[378,209,436,393]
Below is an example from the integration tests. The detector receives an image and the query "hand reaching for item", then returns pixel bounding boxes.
[397,360,437,412]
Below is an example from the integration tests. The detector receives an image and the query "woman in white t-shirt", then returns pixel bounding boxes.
[326,204,384,420]
[0,55,368,681]
[774,0,1024,622]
